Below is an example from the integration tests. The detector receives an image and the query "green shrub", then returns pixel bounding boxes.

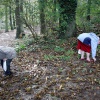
[54,46,65,52]
[15,43,26,52]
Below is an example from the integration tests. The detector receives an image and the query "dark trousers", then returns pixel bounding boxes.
[1,59,12,75]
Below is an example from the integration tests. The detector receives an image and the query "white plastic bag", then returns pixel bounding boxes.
[3,61,7,71]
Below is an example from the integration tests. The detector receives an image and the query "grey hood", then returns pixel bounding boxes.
[0,46,16,59]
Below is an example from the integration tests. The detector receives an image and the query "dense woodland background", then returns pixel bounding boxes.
[0,0,100,39]
[0,0,100,100]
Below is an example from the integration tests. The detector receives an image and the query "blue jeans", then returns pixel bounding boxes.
[1,59,12,75]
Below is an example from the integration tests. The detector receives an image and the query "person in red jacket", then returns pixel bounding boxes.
[77,32,100,62]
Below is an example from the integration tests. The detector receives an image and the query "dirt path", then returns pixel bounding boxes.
[0,28,34,46]
[0,30,16,46]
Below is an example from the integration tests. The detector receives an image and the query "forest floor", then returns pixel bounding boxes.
[0,30,100,100]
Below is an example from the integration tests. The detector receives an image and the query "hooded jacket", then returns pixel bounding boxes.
[0,46,16,59]
[77,32,99,58]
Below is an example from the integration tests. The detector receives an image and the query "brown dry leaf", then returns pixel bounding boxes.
[25,86,32,92]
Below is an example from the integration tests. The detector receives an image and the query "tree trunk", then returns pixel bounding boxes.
[25,1,28,20]
[58,0,77,38]
[13,13,16,29]
[38,0,46,34]
[9,6,14,30]
[87,0,91,21]
[20,0,24,32]
[53,0,57,22]
[5,6,9,32]
[15,0,24,38]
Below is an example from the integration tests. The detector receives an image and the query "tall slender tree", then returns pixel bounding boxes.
[58,0,77,38]
[38,0,46,34]
[53,0,57,22]
[87,0,91,21]
[5,6,9,32]
[9,6,14,30]
[12,13,16,29]
[15,0,24,38]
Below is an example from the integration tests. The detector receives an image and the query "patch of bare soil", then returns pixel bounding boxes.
[0,31,100,100]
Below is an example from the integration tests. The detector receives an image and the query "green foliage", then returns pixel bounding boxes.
[23,35,34,46]
[15,35,35,52]
[41,45,55,50]
[58,0,77,38]
[44,55,54,60]
[65,50,74,56]
[44,49,74,61]
[0,0,13,6]
[15,43,26,52]
[44,54,71,61]
[38,37,75,61]
[54,46,65,52]
[0,0,99,38]
[83,62,87,67]
[76,0,100,31]
[97,45,100,50]
[0,6,4,18]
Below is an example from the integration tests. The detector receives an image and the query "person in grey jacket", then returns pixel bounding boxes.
[77,32,100,62]
[0,46,16,76]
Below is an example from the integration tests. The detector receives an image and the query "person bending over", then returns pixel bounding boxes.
[0,46,16,76]
[77,32,100,62]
